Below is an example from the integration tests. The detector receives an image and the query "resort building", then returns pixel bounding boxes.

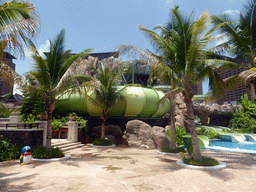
[0,52,16,97]
[218,67,249,105]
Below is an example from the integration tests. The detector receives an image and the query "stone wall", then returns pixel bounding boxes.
[0,129,43,148]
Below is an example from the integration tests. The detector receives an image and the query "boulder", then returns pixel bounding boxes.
[123,120,155,149]
[151,126,171,149]
[91,124,123,144]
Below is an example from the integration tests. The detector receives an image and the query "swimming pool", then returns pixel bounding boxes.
[205,140,256,154]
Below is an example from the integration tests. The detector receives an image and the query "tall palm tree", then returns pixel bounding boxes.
[0,0,38,58]
[1,29,94,148]
[211,0,256,99]
[87,62,124,139]
[118,6,236,161]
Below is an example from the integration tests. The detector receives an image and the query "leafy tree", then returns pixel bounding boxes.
[211,0,256,99]
[87,62,124,139]
[0,29,94,148]
[0,0,39,58]
[118,6,236,161]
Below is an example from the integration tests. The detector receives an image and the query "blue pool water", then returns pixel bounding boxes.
[205,140,256,154]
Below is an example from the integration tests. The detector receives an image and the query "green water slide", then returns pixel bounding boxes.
[56,86,171,117]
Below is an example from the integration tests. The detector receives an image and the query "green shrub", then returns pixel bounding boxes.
[166,126,186,146]
[0,104,12,118]
[77,117,87,133]
[229,94,256,133]
[93,138,112,146]
[229,112,256,133]
[52,118,63,130]
[196,127,221,139]
[179,152,185,160]
[0,136,22,162]
[183,156,219,166]
[32,145,64,159]
[176,126,186,146]
[161,146,186,153]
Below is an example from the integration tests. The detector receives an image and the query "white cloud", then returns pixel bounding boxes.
[223,10,240,15]
[38,40,50,57]
[24,40,50,58]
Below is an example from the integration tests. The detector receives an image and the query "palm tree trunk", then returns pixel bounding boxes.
[169,100,177,149]
[45,99,55,149]
[184,89,202,161]
[46,112,52,149]
[101,118,106,139]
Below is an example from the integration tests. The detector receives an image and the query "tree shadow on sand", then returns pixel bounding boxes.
[0,173,39,192]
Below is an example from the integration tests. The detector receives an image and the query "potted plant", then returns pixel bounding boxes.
[68,112,78,121]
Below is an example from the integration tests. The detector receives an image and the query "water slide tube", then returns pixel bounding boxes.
[56,86,171,118]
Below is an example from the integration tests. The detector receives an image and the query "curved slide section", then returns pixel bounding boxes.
[219,133,246,143]
[244,134,256,141]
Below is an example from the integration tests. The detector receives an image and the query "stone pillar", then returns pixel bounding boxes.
[10,116,22,123]
[37,121,47,147]
[67,121,78,142]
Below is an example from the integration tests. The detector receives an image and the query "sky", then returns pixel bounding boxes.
[11,0,246,95]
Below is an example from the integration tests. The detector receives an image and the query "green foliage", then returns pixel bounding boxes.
[229,112,256,133]
[93,138,112,146]
[175,126,186,146]
[187,145,193,156]
[229,94,256,133]
[166,127,186,146]
[52,118,63,130]
[32,145,64,159]
[161,146,186,153]
[20,90,45,122]
[179,152,185,160]
[77,117,87,133]
[183,156,219,166]
[22,113,37,123]
[0,136,22,162]
[0,104,12,118]
[196,127,221,139]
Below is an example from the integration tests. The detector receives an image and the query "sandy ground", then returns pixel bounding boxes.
[1,145,256,192]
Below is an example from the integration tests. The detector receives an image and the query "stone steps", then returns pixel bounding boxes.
[51,139,85,152]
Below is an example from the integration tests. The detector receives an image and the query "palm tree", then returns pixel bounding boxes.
[118,6,236,161]
[0,0,38,58]
[1,29,94,148]
[86,62,124,139]
[211,0,256,99]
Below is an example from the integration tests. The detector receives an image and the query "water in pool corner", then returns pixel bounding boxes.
[205,140,256,154]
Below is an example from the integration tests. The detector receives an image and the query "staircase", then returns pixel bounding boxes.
[51,139,85,152]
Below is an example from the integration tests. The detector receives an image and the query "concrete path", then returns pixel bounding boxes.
[1,145,256,192]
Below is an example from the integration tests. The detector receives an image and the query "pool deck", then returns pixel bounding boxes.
[1,145,256,192]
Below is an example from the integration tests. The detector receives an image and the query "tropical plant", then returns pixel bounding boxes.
[32,145,64,159]
[87,62,125,139]
[0,0,39,58]
[211,0,256,99]
[0,29,94,148]
[118,6,236,161]
[229,94,256,133]
[0,136,22,162]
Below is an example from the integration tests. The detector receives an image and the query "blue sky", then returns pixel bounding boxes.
[12,0,245,94]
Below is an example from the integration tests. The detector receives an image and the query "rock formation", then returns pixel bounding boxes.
[122,120,171,149]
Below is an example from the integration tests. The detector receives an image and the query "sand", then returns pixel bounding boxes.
[1,145,256,192]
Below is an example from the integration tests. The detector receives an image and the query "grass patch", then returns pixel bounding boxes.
[182,155,219,166]
[93,138,112,146]
[161,146,186,153]
[32,146,64,159]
